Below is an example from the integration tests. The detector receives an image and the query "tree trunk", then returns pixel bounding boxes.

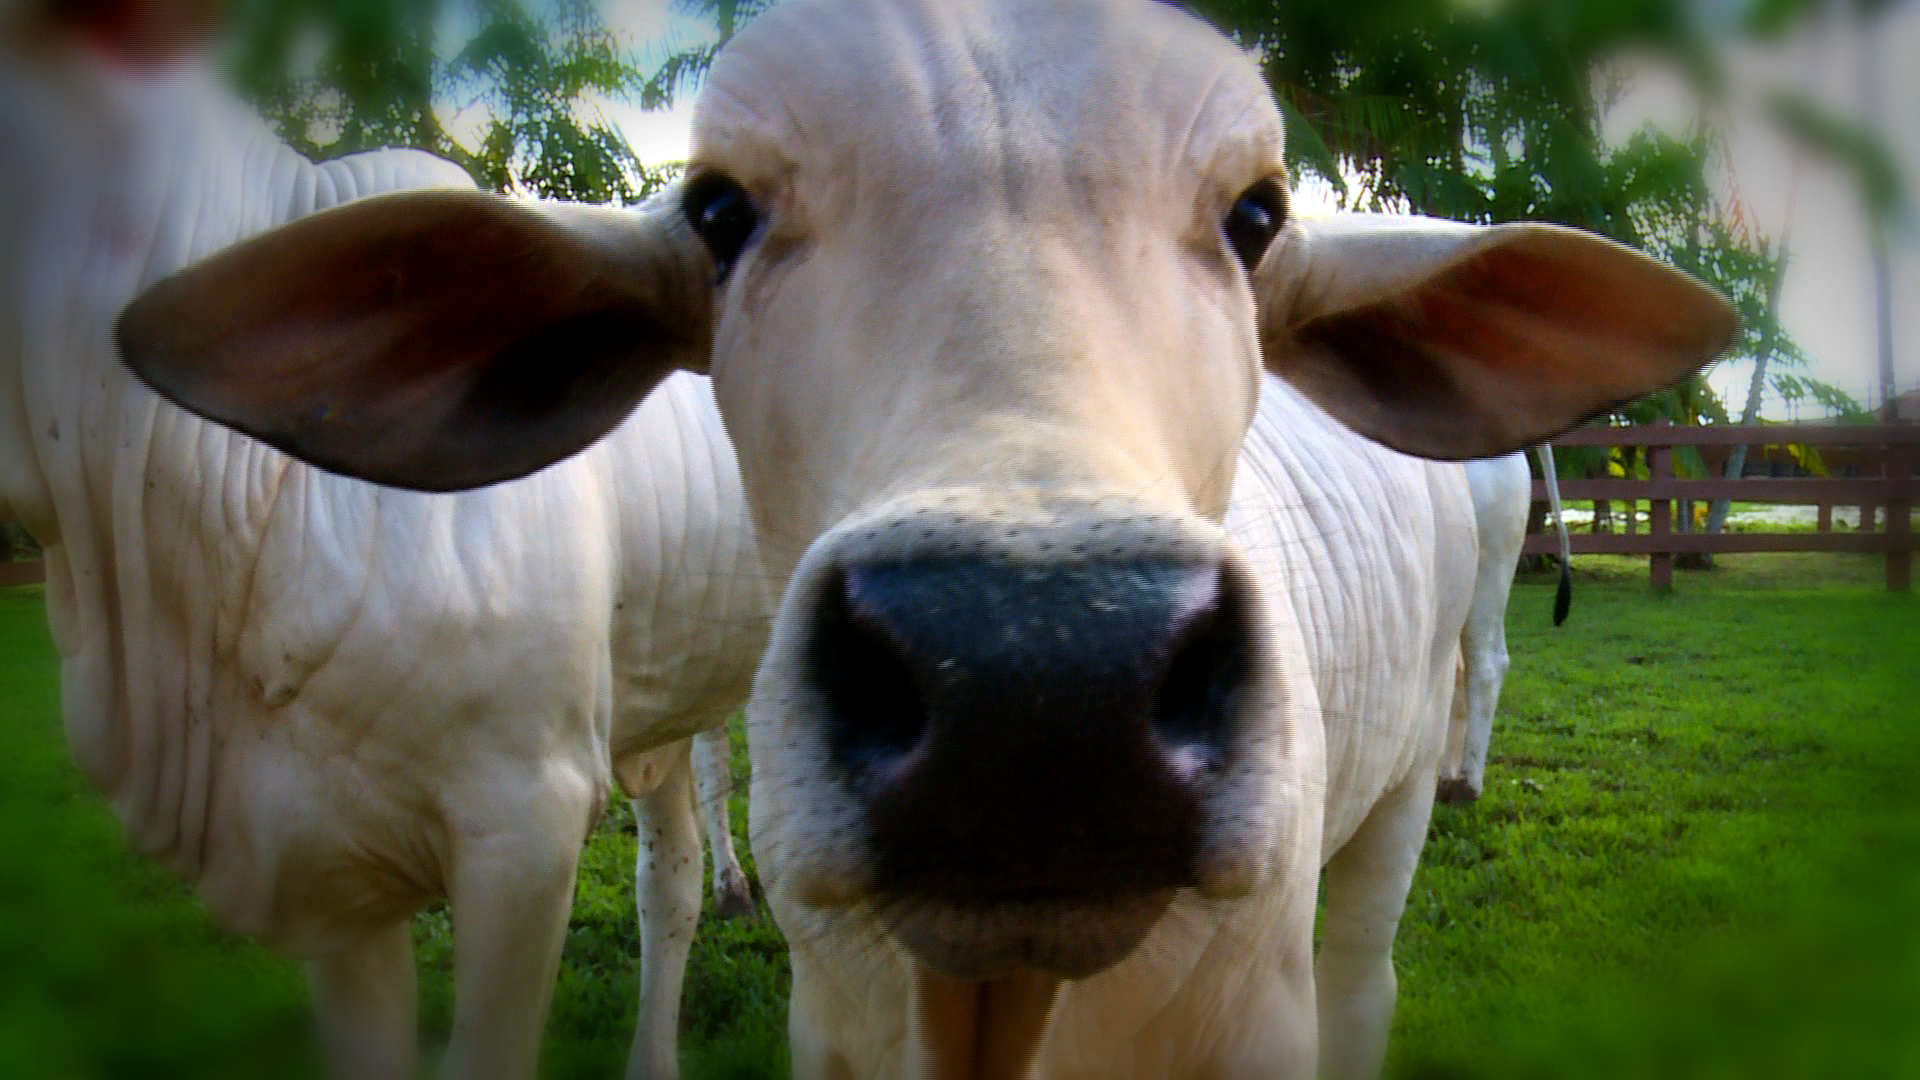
[1705,208,1798,542]
[1677,497,1714,570]
[1704,327,1775,534]
[1861,13,1896,425]
[1705,21,1818,546]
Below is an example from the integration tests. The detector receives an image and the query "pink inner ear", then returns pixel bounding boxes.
[1285,226,1735,460]
[1412,239,1728,389]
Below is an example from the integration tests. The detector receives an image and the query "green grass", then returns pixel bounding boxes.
[1395,554,1920,1079]
[1553,500,1915,535]
[1,555,1916,1078]
[0,585,317,1080]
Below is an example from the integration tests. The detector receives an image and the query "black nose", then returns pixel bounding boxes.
[805,558,1254,904]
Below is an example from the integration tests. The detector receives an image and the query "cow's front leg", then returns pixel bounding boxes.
[692,721,755,918]
[308,921,417,1080]
[1316,776,1437,1080]
[439,792,594,1080]
[624,739,703,1080]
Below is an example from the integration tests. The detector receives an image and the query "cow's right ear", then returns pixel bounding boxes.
[117,187,716,493]
[1252,213,1736,461]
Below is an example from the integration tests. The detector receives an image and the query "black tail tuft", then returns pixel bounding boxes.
[1553,563,1572,627]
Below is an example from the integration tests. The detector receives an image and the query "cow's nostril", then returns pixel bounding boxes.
[801,552,1259,907]
[1149,571,1252,785]
[808,568,930,793]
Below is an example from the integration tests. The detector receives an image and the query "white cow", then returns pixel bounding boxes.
[112,1,1735,1076]
[1437,446,1572,804]
[694,720,756,918]
[1,15,769,1080]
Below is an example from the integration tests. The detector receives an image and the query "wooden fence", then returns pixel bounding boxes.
[0,559,44,587]
[5,423,1914,594]
[1523,421,1918,592]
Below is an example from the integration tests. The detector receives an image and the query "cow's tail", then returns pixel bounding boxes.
[1538,443,1572,626]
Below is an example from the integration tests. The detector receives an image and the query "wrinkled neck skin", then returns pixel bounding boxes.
[1,54,423,786]
[0,51,769,946]
[767,378,1476,1079]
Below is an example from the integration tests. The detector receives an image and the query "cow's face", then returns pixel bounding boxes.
[690,0,1287,981]
[113,0,1736,1055]
[693,0,1275,571]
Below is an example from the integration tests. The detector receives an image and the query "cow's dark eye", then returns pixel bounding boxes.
[683,174,760,282]
[1223,180,1287,272]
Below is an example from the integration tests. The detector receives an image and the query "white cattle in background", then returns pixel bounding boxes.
[693,722,756,918]
[112,1,1735,1076]
[1438,446,1573,804]
[1,14,769,1080]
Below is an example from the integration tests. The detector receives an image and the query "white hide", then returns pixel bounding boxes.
[1438,446,1571,804]
[694,722,756,918]
[0,47,767,1080]
[774,376,1477,1080]
[1437,452,1531,804]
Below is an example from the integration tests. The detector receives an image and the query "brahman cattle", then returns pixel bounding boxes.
[1,9,769,1079]
[113,0,1735,1075]
[1438,446,1573,805]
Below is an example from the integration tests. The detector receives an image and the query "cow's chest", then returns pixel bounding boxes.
[1226,379,1477,852]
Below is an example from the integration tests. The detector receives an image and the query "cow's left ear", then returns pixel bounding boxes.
[118,187,715,493]
[1254,214,1737,460]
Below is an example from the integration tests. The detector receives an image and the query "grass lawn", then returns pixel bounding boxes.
[0,553,1915,1078]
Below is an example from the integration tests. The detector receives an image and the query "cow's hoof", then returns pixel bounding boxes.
[1434,776,1481,805]
[713,880,757,920]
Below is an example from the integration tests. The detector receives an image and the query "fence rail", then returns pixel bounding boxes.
[0,560,45,587]
[1523,421,1917,592]
[5,423,1913,595]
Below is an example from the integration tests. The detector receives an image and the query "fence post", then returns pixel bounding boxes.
[1648,421,1673,593]
[1889,433,1913,593]
[1817,504,1833,532]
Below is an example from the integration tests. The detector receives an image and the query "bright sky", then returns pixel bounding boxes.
[592,0,709,168]
[591,3,1918,420]
[1606,3,1920,418]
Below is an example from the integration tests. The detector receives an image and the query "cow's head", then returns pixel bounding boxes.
[115,0,1734,1066]
[1,0,225,533]
[8,0,223,68]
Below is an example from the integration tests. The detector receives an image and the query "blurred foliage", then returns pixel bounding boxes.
[1196,0,1715,226]
[1,522,42,562]
[1766,88,1905,221]
[1183,0,1872,427]
[224,0,671,203]
[636,0,769,107]
[1743,0,1904,39]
